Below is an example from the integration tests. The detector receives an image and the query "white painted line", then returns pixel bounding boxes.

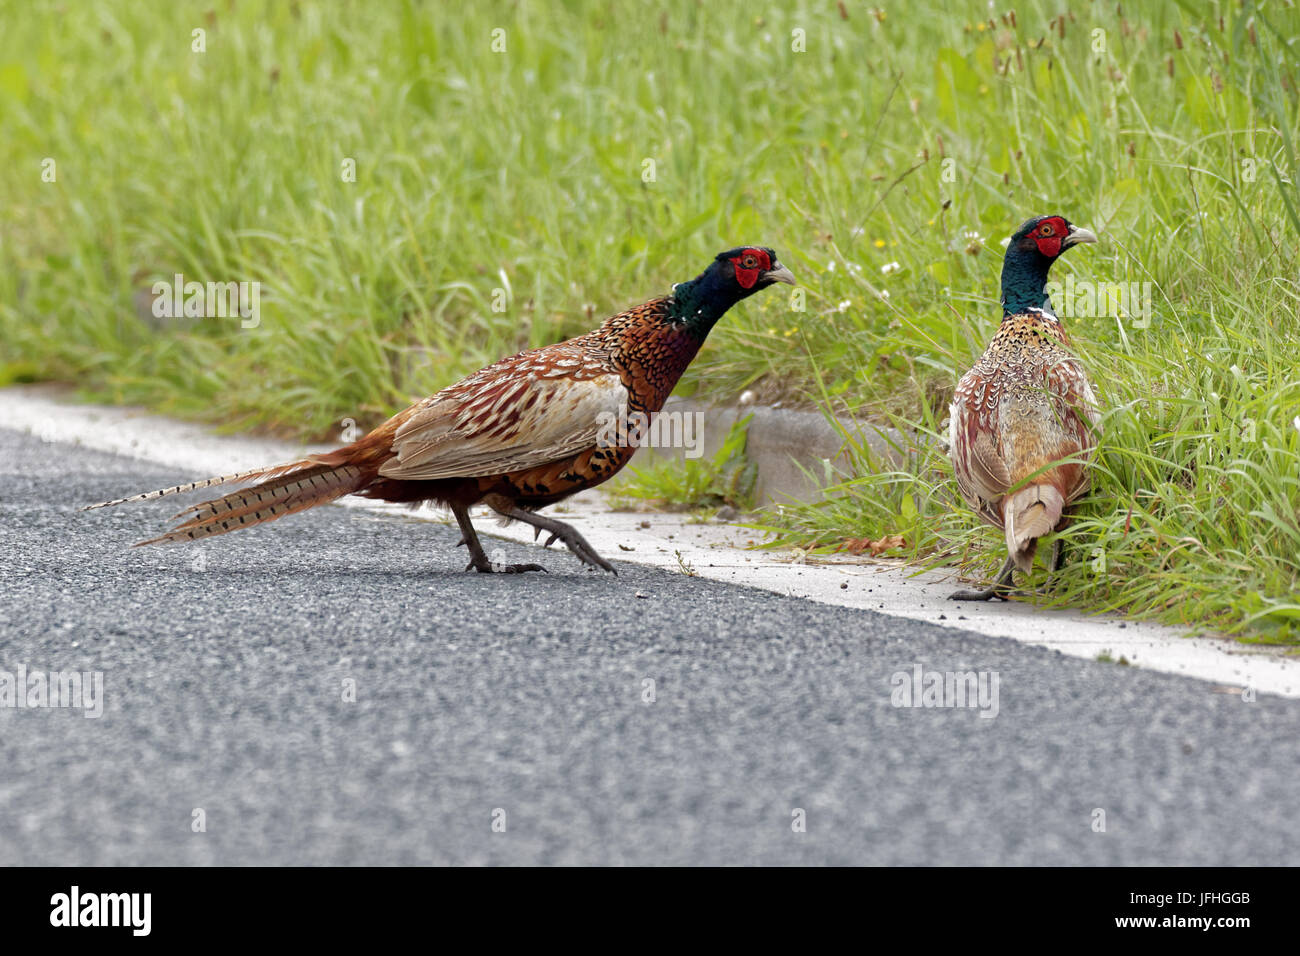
[6,384,1294,698]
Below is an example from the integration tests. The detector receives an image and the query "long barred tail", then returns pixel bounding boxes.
[133,462,369,546]
[79,463,306,512]
[83,456,372,546]
[84,409,405,546]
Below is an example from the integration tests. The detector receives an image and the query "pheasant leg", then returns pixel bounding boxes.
[450,503,547,574]
[1043,538,1067,591]
[497,506,617,574]
[949,556,1016,601]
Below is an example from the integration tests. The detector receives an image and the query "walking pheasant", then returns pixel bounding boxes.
[85,247,795,573]
[948,215,1099,600]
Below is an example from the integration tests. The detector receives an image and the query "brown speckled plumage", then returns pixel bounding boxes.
[948,215,1100,599]
[85,248,795,574]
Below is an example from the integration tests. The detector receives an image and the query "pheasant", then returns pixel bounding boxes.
[948,215,1100,601]
[85,247,795,573]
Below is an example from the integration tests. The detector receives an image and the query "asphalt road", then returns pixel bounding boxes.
[1,426,1297,865]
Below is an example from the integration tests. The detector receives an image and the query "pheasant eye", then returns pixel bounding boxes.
[741,254,759,269]
[1039,223,1055,236]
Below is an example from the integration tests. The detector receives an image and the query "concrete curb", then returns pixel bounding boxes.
[641,397,913,506]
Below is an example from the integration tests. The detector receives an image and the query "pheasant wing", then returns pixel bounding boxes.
[1045,356,1101,503]
[950,365,1011,526]
[380,346,629,481]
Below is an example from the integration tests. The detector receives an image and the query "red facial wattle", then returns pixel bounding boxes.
[1035,234,1063,257]
[1032,217,1068,257]
[730,249,771,289]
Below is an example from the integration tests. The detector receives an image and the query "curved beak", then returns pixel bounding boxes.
[762,262,797,285]
[1064,225,1098,248]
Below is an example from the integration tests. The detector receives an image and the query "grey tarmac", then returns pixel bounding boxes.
[1,427,1296,865]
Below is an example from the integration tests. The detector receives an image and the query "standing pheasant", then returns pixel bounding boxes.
[948,215,1099,600]
[86,247,795,573]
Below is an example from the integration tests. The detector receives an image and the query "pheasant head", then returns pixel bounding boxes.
[670,246,795,339]
[999,215,1097,316]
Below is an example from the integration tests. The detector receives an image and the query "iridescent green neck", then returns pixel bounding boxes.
[1000,245,1055,315]
[669,268,745,340]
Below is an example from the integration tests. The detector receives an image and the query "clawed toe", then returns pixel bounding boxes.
[949,587,1011,602]
[563,534,616,574]
[466,560,549,574]
[500,507,617,574]
[949,557,1018,603]
[582,553,616,574]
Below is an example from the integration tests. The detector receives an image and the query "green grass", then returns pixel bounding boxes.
[2,0,1299,638]
[608,416,757,512]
